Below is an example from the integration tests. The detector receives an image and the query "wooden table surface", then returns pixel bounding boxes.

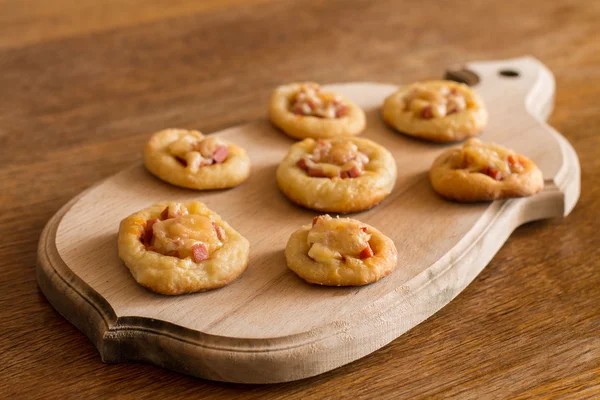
[1,0,599,398]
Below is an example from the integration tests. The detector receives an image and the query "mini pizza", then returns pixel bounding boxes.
[276,137,397,213]
[144,129,251,190]
[118,201,250,295]
[269,82,366,140]
[429,138,544,202]
[382,80,488,143]
[285,215,398,286]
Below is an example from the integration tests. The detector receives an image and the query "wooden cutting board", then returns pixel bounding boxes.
[37,57,580,384]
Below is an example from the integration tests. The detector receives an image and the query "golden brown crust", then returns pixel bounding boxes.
[285,218,398,286]
[429,139,544,202]
[118,201,250,295]
[276,137,397,213]
[382,80,488,143]
[269,82,366,140]
[143,129,251,190]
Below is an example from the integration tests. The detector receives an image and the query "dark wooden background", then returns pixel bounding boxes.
[1,0,599,398]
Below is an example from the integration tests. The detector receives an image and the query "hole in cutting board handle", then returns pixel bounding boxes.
[444,66,480,86]
[498,69,520,78]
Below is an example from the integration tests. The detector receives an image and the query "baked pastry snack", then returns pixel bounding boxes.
[382,80,488,143]
[276,137,397,213]
[118,201,249,295]
[144,129,251,190]
[429,138,544,202]
[285,215,398,286]
[269,82,366,139]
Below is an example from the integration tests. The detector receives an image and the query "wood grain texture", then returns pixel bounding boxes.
[2,0,600,397]
[36,60,580,383]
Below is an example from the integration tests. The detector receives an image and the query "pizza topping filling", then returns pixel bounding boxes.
[402,84,469,119]
[454,139,524,181]
[296,140,369,179]
[140,203,227,262]
[289,83,349,119]
[306,215,373,265]
[168,133,230,173]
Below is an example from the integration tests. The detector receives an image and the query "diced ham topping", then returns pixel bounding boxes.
[160,207,169,220]
[212,145,229,163]
[308,168,328,178]
[421,106,434,119]
[160,204,187,220]
[290,84,349,119]
[169,134,230,171]
[297,140,369,179]
[312,215,331,226]
[191,243,209,263]
[482,167,503,181]
[343,164,362,179]
[507,155,524,173]
[297,158,308,170]
[212,222,226,241]
[141,204,227,263]
[142,218,159,246]
[403,84,468,119]
[307,215,373,264]
[359,244,374,259]
[456,139,526,181]
[335,105,349,118]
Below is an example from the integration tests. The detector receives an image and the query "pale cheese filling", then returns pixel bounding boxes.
[307,215,372,265]
[290,84,349,119]
[298,140,369,179]
[168,134,229,173]
[454,139,524,179]
[142,203,227,261]
[403,84,469,119]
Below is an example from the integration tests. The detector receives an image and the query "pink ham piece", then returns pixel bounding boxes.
[160,207,169,220]
[212,145,229,163]
[308,168,327,178]
[421,106,434,119]
[297,158,308,170]
[212,222,226,241]
[192,243,209,263]
[343,165,362,179]
[335,105,349,118]
[359,244,374,259]
[160,205,186,220]
[142,218,159,246]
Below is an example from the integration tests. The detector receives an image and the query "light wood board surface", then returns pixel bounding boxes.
[37,57,580,383]
[3,0,600,397]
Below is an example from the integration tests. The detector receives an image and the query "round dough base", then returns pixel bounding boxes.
[269,83,366,140]
[429,149,544,202]
[382,80,488,143]
[144,129,251,190]
[118,201,250,295]
[276,138,397,213]
[285,222,398,286]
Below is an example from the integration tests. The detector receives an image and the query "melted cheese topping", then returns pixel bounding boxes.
[307,216,371,264]
[168,133,228,173]
[403,84,468,118]
[456,139,520,174]
[152,214,223,259]
[290,84,348,119]
[300,140,369,178]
